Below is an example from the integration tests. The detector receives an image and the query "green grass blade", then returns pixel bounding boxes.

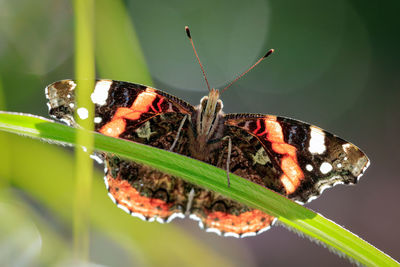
[73,0,95,260]
[0,77,10,189]
[0,111,398,266]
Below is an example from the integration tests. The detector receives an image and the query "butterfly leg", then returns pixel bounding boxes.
[223,136,232,187]
[169,115,188,152]
[185,188,195,215]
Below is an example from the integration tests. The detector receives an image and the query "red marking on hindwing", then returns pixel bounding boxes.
[203,210,275,235]
[107,174,173,218]
[99,88,160,137]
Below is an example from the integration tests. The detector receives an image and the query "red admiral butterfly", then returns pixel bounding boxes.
[45,27,369,238]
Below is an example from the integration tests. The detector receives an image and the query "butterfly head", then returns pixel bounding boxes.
[200,88,224,116]
[196,88,224,138]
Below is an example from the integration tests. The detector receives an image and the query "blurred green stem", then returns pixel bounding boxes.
[73,0,95,261]
[95,0,152,84]
[0,76,10,189]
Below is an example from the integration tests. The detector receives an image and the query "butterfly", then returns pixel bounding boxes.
[45,26,369,238]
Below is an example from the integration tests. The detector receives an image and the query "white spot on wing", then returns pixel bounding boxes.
[107,192,116,204]
[364,160,370,171]
[319,184,330,194]
[320,162,333,174]
[166,213,185,223]
[306,164,313,171]
[224,232,240,238]
[91,80,112,105]
[257,224,272,235]
[342,143,352,153]
[131,212,146,221]
[67,80,77,90]
[198,221,204,229]
[117,204,130,214]
[60,118,73,126]
[189,214,201,221]
[189,214,204,229]
[206,228,222,236]
[156,217,166,224]
[333,181,344,186]
[103,176,109,190]
[358,160,370,181]
[77,107,88,119]
[306,195,318,203]
[308,126,326,154]
[90,154,103,164]
[94,117,102,123]
[316,175,342,194]
[240,231,257,238]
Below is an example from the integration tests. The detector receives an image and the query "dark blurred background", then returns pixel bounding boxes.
[0,0,399,266]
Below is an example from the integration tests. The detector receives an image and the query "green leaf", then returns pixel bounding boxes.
[0,111,398,267]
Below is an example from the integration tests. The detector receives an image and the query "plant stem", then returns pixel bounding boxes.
[73,0,95,261]
[0,76,10,189]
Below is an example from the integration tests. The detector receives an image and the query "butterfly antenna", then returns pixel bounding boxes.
[221,49,274,94]
[185,26,211,92]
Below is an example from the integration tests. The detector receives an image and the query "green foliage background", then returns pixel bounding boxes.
[0,0,399,266]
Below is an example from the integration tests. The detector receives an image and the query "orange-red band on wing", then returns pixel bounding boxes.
[263,118,304,194]
[226,116,304,195]
[204,210,274,235]
[107,174,173,218]
[100,88,158,137]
